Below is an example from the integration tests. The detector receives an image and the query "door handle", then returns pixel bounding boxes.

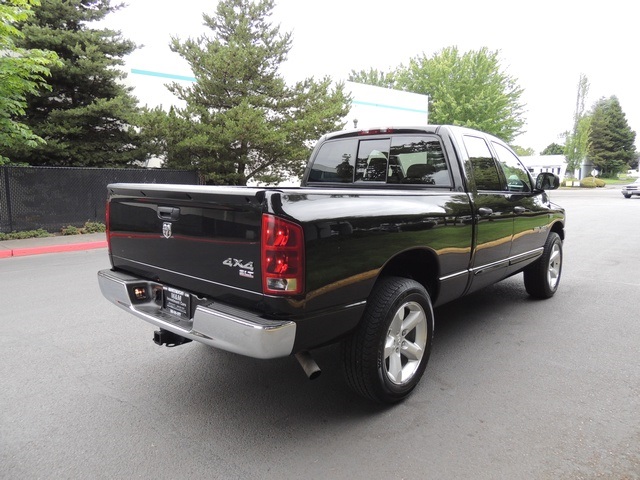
[514,206,526,214]
[478,207,493,217]
[157,206,180,221]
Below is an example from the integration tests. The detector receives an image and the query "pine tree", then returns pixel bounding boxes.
[588,96,636,177]
[6,0,146,167]
[159,0,350,185]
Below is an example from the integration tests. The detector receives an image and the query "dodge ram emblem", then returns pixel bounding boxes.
[162,222,172,239]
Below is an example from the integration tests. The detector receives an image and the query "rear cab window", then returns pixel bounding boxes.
[307,135,451,187]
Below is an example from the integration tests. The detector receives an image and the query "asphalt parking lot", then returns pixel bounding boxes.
[1,187,638,479]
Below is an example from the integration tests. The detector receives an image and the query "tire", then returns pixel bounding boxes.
[523,232,563,299]
[341,276,434,404]
[623,194,631,198]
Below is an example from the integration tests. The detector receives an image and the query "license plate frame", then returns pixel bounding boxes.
[162,286,191,320]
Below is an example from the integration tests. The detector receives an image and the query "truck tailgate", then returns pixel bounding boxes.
[107,184,265,304]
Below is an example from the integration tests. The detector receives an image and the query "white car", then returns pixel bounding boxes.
[622,178,640,198]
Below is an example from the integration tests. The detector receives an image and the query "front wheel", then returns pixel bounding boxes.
[523,232,563,299]
[341,277,434,404]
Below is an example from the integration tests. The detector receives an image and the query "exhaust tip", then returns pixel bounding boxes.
[295,351,321,380]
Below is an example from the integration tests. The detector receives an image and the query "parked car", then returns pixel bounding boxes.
[622,178,640,198]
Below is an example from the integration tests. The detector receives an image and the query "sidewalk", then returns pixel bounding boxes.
[0,232,107,259]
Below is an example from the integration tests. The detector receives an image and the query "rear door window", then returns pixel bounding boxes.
[463,135,503,191]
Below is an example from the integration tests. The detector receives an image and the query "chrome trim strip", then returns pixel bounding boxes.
[439,269,470,282]
[509,248,543,266]
[344,300,367,309]
[470,247,545,276]
[471,258,510,276]
[97,269,295,359]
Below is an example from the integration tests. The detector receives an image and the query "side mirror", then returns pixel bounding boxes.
[535,172,560,191]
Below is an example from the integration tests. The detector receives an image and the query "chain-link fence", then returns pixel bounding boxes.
[0,166,200,233]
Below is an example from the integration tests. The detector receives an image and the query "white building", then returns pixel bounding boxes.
[343,81,429,130]
[125,70,430,170]
[125,70,429,129]
[519,155,569,180]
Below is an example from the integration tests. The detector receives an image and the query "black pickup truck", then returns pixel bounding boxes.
[98,125,565,403]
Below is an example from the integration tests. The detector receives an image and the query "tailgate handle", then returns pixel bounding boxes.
[157,207,180,221]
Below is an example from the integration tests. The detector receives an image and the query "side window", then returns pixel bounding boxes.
[492,142,532,193]
[390,136,450,186]
[355,139,391,182]
[463,135,503,191]
[308,140,357,183]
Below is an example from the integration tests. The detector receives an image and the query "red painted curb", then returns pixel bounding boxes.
[2,241,107,259]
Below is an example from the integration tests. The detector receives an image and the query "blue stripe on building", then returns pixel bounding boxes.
[352,100,428,115]
[131,68,196,82]
[131,69,428,114]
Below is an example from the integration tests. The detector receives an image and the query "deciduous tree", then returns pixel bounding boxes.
[349,47,525,142]
[541,143,565,156]
[511,145,535,156]
[398,47,525,142]
[348,67,397,89]
[563,74,591,174]
[0,0,59,164]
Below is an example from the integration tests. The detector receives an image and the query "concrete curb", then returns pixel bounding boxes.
[0,241,107,259]
[0,233,107,259]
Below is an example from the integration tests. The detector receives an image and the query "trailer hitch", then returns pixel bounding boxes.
[153,329,192,347]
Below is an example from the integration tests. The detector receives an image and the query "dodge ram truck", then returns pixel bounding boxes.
[98,125,565,403]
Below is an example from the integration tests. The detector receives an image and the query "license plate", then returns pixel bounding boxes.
[163,286,191,320]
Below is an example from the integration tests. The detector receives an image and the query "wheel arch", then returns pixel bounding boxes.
[375,247,441,304]
[550,220,565,241]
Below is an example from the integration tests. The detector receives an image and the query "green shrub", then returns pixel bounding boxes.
[82,221,106,233]
[60,221,105,236]
[0,229,51,241]
[580,176,606,188]
[0,221,105,240]
[61,225,82,235]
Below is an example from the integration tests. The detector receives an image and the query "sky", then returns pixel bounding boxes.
[103,0,639,153]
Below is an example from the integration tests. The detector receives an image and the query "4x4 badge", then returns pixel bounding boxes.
[162,222,172,239]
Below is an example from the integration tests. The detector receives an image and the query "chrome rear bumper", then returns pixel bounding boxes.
[97,269,295,359]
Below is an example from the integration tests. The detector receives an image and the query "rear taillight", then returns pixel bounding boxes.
[262,214,304,295]
[105,200,111,252]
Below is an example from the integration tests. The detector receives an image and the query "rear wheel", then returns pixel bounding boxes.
[524,232,563,299]
[342,277,434,404]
